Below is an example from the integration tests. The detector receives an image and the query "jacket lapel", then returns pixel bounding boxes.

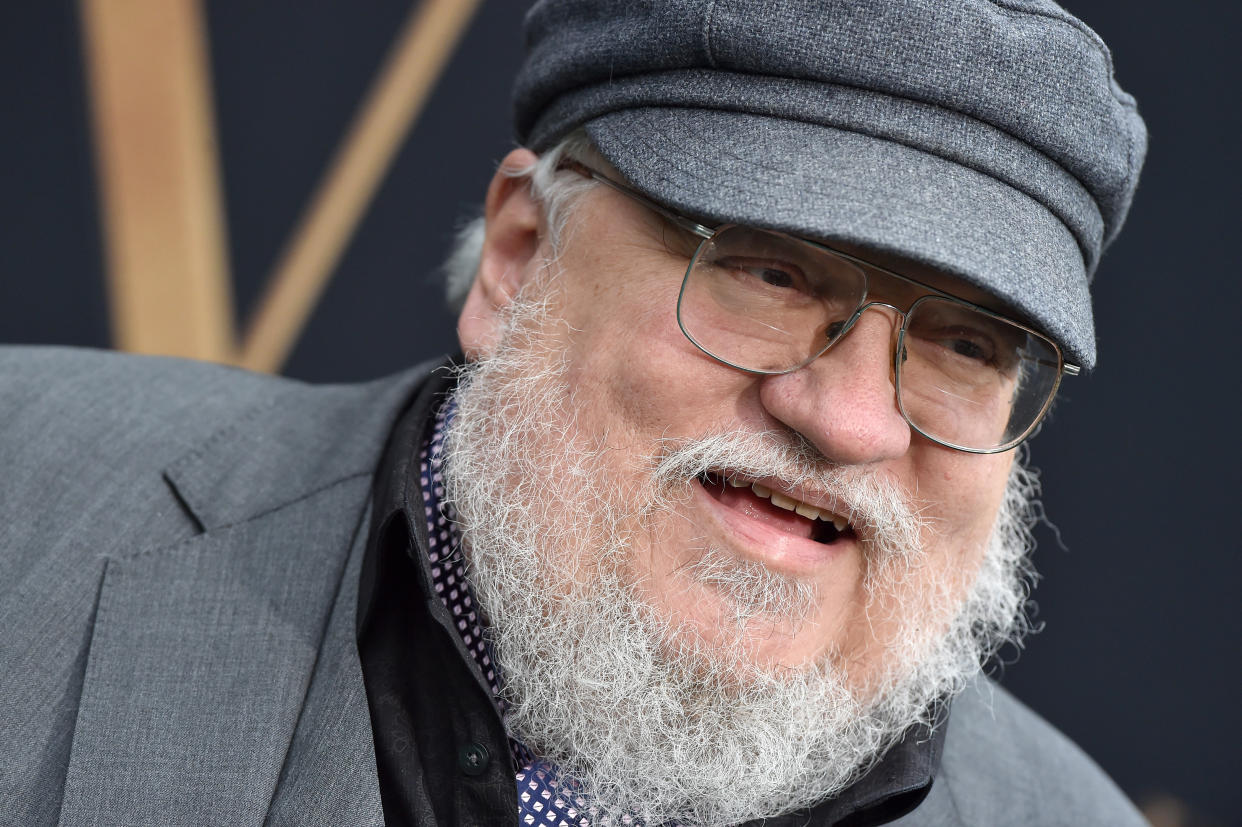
[57,365,431,827]
[264,501,385,826]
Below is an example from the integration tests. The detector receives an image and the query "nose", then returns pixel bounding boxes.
[757,308,911,466]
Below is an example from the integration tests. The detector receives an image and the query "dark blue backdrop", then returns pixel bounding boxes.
[2,2,1238,822]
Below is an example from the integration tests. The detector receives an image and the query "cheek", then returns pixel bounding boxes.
[564,288,724,438]
[923,452,1013,559]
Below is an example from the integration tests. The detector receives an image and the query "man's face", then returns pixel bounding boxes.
[448,149,1033,824]
[458,150,1014,683]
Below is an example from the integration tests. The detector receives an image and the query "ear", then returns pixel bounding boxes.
[457,148,543,360]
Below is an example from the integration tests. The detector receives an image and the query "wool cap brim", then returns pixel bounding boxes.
[584,107,1092,365]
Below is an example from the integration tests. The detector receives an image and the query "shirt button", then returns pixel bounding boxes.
[459,742,490,776]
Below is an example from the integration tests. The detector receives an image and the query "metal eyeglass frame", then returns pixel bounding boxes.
[558,160,1079,454]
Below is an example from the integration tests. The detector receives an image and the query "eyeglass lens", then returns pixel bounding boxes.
[677,225,1063,452]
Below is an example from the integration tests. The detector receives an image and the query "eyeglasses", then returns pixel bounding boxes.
[561,161,1079,454]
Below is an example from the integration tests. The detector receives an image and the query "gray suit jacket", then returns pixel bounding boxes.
[0,347,1144,826]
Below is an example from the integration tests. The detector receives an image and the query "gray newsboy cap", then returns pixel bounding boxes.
[513,0,1147,368]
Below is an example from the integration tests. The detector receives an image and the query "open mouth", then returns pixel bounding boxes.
[696,471,854,545]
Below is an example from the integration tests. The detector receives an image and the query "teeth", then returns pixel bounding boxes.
[794,502,821,520]
[735,478,849,532]
[769,492,796,511]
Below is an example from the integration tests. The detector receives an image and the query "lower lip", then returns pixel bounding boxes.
[691,479,852,575]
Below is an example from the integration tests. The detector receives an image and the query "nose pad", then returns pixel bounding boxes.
[827,302,904,380]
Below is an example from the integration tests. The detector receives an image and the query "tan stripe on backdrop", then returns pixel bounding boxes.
[81,0,235,362]
[238,0,483,374]
[81,0,482,371]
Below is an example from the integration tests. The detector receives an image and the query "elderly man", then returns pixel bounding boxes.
[2,1,1147,825]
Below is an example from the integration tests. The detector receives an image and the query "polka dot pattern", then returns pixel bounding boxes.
[515,760,624,827]
[420,402,498,699]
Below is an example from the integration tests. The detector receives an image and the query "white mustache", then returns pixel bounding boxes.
[650,430,926,563]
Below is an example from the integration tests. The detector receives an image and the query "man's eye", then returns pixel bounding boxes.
[932,330,995,363]
[721,257,809,293]
[753,266,796,288]
[910,322,998,365]
[951,338,987,360]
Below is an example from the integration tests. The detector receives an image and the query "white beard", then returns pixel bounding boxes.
[442,290,1038,826]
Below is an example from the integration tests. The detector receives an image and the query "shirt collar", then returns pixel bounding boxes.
[357,358,458,640]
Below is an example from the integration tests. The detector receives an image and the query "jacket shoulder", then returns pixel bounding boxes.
[0,345,295,458]
[0,345,436,581]
[0,347,306,583]
[923,676,1145,826]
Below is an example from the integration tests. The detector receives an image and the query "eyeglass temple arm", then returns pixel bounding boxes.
[1031,357,1079,376]
[557,160,716,239]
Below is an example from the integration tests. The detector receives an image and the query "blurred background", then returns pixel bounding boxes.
[2,2,1238,824]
